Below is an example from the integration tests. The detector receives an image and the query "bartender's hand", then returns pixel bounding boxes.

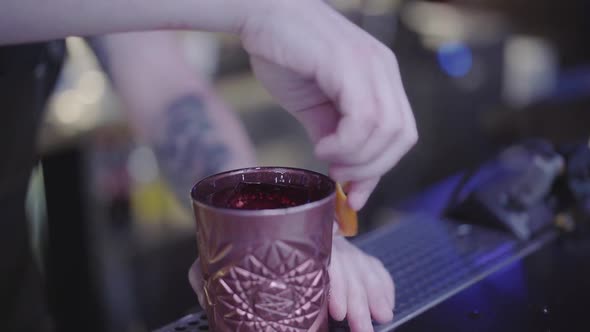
[328,235,395,330]
[189,236,395,331]
[241,0,417,210]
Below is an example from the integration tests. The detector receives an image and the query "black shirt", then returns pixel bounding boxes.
[0,40,65,332]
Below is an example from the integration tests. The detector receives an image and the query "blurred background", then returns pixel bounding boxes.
[27,0,590,330]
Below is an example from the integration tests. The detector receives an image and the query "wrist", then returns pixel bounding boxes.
[237,0,296,37]
[171,0,272,34]
[237,0,329,48]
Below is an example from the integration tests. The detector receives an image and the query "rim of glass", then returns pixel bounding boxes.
[190,166,336,216]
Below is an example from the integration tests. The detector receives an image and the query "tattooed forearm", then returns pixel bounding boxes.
[153,95,232,206]
[87,36,240,208]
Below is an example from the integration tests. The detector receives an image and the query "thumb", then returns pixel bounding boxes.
[188,259,206,308]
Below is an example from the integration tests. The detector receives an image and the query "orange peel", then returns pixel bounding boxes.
[335,183,358,237]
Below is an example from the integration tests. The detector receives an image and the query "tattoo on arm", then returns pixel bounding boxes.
[86,38,231,207]
[153,95,231,205]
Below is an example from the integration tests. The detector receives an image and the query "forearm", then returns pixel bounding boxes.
[150,93,256,209]
[91,32,256,209]
[0,0,260,45]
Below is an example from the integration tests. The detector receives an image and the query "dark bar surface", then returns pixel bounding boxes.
[154,213,561,331]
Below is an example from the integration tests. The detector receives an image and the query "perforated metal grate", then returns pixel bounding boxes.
[155,312,208,332]
[154,214,557,332]
[355,215,557,331]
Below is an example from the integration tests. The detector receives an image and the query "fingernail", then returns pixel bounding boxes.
[329,171,347,187]
[385,310,394,322]
[389,294,395,311]
[377,296,394,323]
[385,291,393,309]
[347,193,363,211]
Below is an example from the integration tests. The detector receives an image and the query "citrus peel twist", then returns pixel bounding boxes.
[335,183,358,237]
